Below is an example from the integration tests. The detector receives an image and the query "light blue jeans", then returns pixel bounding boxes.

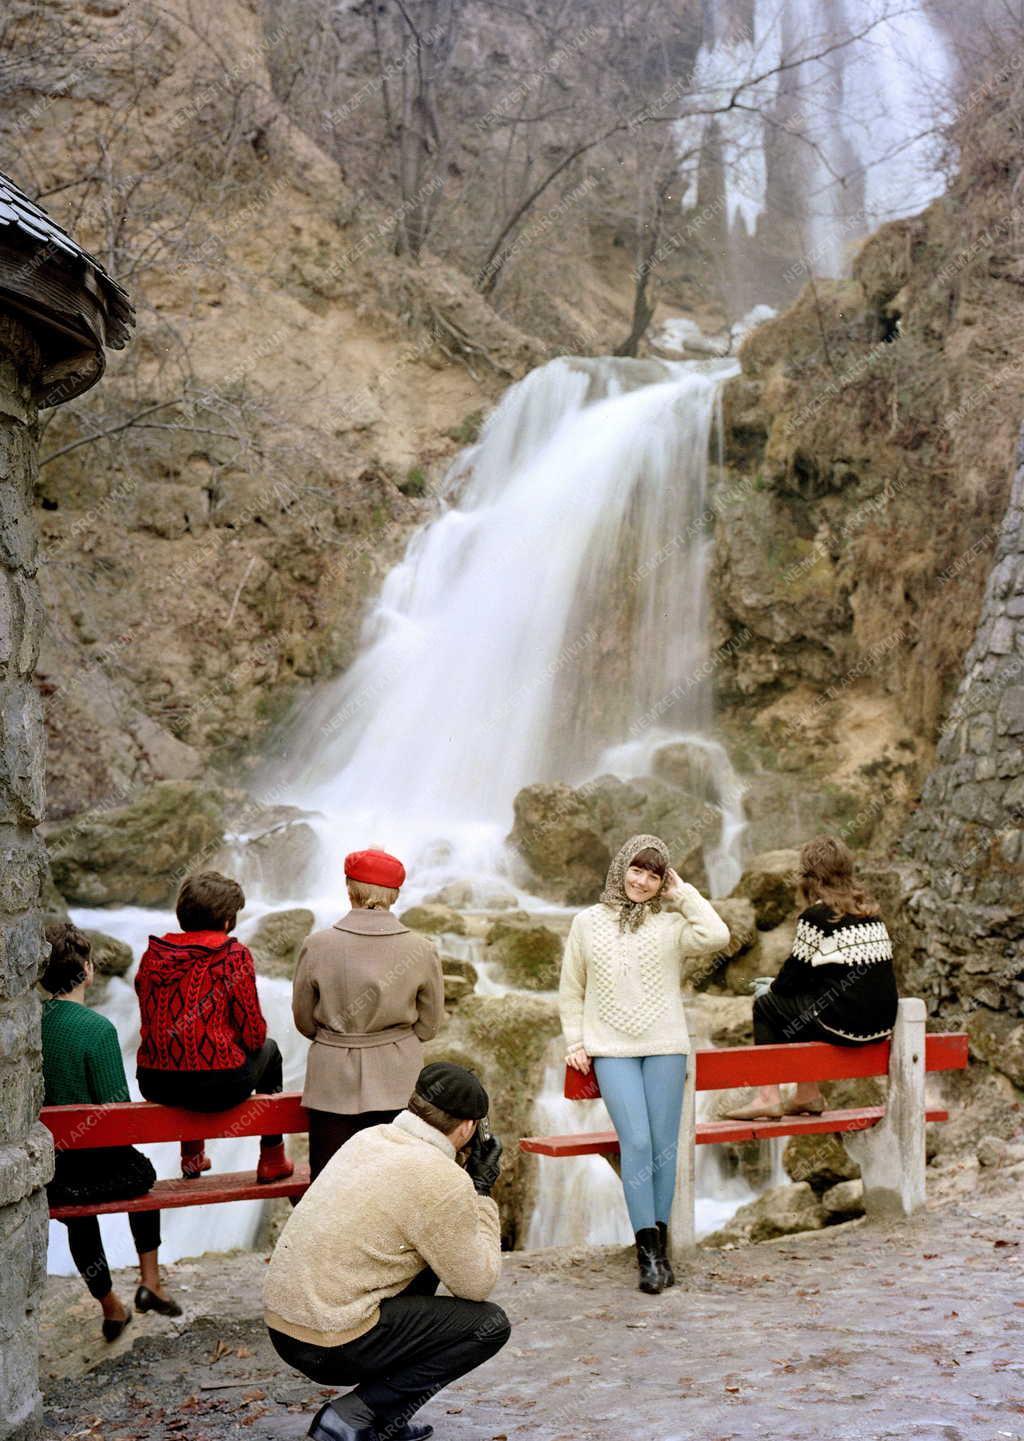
[592,1054,688,1233]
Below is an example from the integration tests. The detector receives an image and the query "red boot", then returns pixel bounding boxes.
[257,1140,294,1184]
[181,1140,211,1179]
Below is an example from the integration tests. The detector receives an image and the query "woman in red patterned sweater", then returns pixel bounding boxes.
[135,871,293,1182]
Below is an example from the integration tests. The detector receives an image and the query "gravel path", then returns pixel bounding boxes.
[40,1173,1024,1441]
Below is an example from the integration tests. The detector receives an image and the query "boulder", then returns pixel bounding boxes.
[782,1133,860,1192]
[485,915,562,991]
[424,992,562,1247]
[443,972,475,1005]
[729,849,801,929]
[507,783,610,904]
[247,908,316,978]
[440,955,478,986]
[424,880,518,911]
[47,780,227,907]
[701,1181,827,1247]
[83,930,133,978]
[976,1134,1024,1168]
[821,1178,865,1218]
[966,1010,1024,1089]
[399,903,467,936]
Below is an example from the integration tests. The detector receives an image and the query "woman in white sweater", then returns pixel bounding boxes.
[559,833,730,1294]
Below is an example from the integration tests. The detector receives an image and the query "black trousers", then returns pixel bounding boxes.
[268,1267,510,1428]
[754,991,882,1047]
[308,1108,400,1182]
[137,1038,285,1145]
[63,1212,161,1300]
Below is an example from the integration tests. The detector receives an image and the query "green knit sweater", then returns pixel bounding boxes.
[41,998,130,1106]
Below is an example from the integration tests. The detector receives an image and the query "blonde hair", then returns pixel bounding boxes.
[346,879,400,911]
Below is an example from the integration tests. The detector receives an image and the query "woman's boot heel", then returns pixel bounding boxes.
[655,1221,675,1288]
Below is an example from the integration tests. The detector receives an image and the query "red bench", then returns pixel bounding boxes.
[520,999,968,1256]
[40,1093,312,1220]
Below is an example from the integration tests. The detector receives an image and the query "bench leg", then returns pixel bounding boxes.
[669,1055,697,1263]
[846,997,927,1218]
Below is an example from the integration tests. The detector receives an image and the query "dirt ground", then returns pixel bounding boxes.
[39,1167,1024,1441]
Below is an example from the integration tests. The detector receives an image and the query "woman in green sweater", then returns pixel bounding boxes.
[42,922,180,1341]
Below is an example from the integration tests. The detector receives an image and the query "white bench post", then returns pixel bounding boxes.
[669,1054,697,1262]
[845,996,927,1218]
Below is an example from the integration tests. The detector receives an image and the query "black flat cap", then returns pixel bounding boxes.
[415,1062,489,1119]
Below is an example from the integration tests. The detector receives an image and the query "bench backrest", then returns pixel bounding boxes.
[40,1093,309,1151]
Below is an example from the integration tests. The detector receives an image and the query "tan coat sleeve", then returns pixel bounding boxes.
[291,940,318,1040]
[667,883,731,957]
[415,1178,502,1301]
[558,914,587,1054]
[413,944,445,1042]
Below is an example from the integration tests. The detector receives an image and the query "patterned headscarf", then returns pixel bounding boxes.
[599,833,671,934]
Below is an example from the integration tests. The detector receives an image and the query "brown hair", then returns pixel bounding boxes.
[41,921,92,996]
[629,846,667,879]
[176,871,244,933]
[346,878,399,911]
[407,1090,466,1137]
[797,835,878,920]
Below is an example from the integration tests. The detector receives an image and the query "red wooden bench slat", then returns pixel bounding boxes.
[48,1165,311,1220]
[564,1033,967,1098]
[40,1093,309,1151]
[520,1105,951,1157]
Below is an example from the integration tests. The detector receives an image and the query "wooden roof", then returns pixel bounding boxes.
[0,171,135,405]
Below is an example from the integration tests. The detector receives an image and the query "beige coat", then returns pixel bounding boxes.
[292,909,444,1114]
[264,1109,502,1347]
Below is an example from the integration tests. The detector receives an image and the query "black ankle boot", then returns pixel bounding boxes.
[634,1228,663,1294]
[655,1221,675,1288]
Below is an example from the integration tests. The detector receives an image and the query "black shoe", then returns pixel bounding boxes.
[101,1308,132,1343]
[655,1221,676,1288]
[307,1399,378,1441]
[135,1285,183,1317]
[634,1227,664,1294]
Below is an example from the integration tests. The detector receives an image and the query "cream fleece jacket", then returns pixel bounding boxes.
[558,884,731,1059]
[263,1110,501,1347]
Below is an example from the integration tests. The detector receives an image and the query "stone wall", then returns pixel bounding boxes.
[898,424,1024,1084]
[0,314,54,1438]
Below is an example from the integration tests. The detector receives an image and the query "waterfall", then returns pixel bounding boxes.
[679,0,954,280]
[269,354,743,904]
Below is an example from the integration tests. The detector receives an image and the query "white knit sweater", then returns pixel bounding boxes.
[558,884,731,1059]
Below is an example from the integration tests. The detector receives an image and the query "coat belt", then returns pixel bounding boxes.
[313,1023,415,1050]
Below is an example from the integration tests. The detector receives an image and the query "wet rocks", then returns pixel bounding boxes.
[783,1133,861,1192]
[247,908,315,978]
[507,783,610,905]
[701,1181,827,1247]
[485,914,562,991]
[398,903,468,936]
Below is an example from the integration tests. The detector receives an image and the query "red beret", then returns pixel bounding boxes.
[344,848,406,888]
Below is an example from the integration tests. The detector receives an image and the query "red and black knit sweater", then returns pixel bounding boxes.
[135,931,267,1072]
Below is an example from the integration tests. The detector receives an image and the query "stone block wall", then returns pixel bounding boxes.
[899,424,1024,1086]
[0,313,53,1439]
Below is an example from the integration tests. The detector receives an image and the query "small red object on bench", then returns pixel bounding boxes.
[40,1092,312,1220]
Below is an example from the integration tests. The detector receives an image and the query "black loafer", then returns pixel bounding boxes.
[135,1285,182,1317]
[101,1309,132,1343]
[307,1400,378,1441]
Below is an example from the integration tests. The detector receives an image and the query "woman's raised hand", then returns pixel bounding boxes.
[661,866,686,902]
[566,1045,591,1074]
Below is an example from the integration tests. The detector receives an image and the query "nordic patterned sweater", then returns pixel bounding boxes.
[769,903,899,1042]
[558,883,731,1059]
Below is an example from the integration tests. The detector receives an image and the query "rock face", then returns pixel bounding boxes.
[423,993,562,1247]
[701,1181,827,1247]
[729,849,801,929]
[247,909,315,979]
[485,915,562,991]
[0,315,58,1436]
[46,780,226,907]
[897,426,1024,1052]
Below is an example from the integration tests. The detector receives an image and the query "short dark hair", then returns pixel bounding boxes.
[41,922,92,995]
[407,1090,467,1137]
[630,846,667,878]
[176,871,245,932]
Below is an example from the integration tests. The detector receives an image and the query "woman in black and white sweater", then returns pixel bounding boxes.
[725,835,899,1121]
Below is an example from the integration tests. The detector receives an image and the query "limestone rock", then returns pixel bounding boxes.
[485,915,562,991]
[424,879,518,910]
[976,1134,1024,1168]
[701,1181,827,1247]
[709,897,757,958]
[440,955,478,985]
[46,780,226,907]
[399,903,467,936]
[507,782,610,905]
[821,1178,865,1218]
[783,1133,860,1192]
[966,1010,1024,1089]
[729,849,801,929]
[443,972,474,1005]
[247,908,315,978]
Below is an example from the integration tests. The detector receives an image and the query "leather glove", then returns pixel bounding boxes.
[465,1133,503,1196]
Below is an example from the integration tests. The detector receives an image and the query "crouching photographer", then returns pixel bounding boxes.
[265,1062,509,1441]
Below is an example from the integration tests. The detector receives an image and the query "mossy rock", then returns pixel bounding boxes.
[485,916,562,991]
[247,908,315,979]
[399,903,467,936]
[443,973,474,1005]
[47,781,228,908]
[440,955,478,985]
